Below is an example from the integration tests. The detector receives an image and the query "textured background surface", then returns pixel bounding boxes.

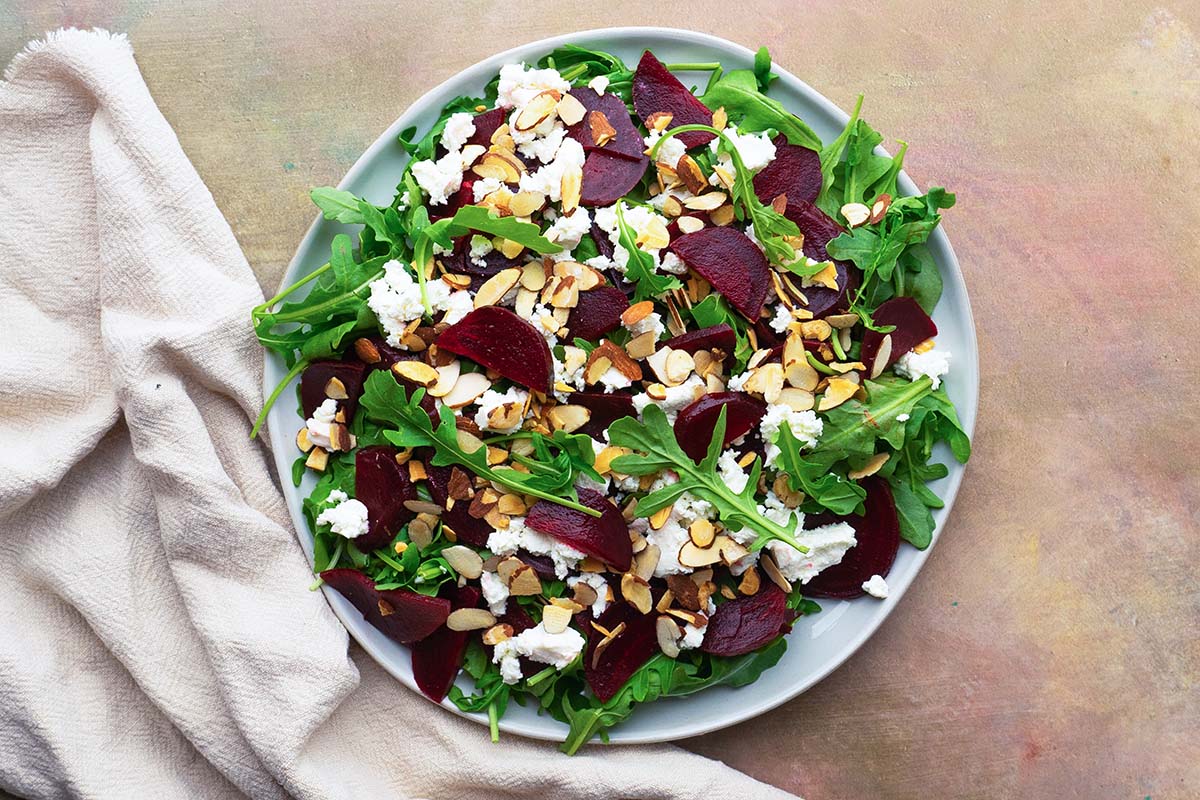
[2,1,1197,798]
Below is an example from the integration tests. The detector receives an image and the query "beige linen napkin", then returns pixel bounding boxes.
[0,29,796,800]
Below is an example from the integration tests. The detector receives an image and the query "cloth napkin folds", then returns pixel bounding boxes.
[0,29,797,800]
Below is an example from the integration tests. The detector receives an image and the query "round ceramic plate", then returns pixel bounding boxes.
[265,27,978,745]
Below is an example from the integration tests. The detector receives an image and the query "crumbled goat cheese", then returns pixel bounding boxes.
[709,125,777,180]
[587,75,609,95]
[767,521,858,583]
[397,190,410,211]
[744,224,764,251]
[441,290,474,325]
[493,639,524,684]
[862,574,890,599]
[480,571,510,615]
[894,348,951,390]
[486,516,583,579]
[315,490,370,539]
[367,259,453,347]
[726,371,750,392]
[440,111,477,154]
[552,346,587,401]
[679,598,716,650]
[568,573,610,617]
[897,413,910,422]
[545,207,592,248]
[717,450,749,494]
[469,234,494,264]
[760,404,824,466]
[305,398,338,449]
[511,114,567,163]
[659,251,687,274]
[644,129,687,169]
[473,387,529,433]
[768,303,794,333]
[624,310,665,339]
[591,203,671,273]
[493,621,586,684]
[496,63,572,109]
[472,176,505,203]
[645,514,692,577]
[631,374,705,423]
[411,149,466,205]
[519,138,585,201]
[597,365,633,393]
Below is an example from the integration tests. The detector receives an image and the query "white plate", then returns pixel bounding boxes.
[265,27,979,745]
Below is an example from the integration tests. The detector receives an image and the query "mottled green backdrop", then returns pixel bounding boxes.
[2,1,1196,798]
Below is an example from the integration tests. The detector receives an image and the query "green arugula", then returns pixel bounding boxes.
[613,201,682,301]
[752,46,778,92]
[772,427,866,515]
[398,93,493,163]
[700,68,822,150]
[608,405,807,552]
[808,376,935,469]
[539,45,634,102]
[688,294,754,371]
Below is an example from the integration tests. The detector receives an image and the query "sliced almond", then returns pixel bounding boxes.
[870,334,894,379]
[818,377,859,411]
[826,313,858,329]
[666,608,707,627]
[296,427,313,453]
[486,446,509,466]
[305,446,329,472]
[585,341,642,384]
[869,193,892,224]
[588,110,617,146]
[717,536,750,566]
[676,215,705,234]
[709,204,735,226]
[688,518,716,549]
[541,603,574,634]
[663,349,696,386]
[544,404,588,433]
[678,540,722,569]
[547,275,580,309]
[572,581,599,608]
[472,150,524,183]
[914,338,936,354]
[324,377,349,400]
[513,89,561,131]
[403,499,441,517]
[496,556,524,585]
[508,565,542,596]
[840,202,871,228]
[482,623,514,645]
[508,190,545,218]
[646,111,674,132]
[710,165,736,191]
[676,154,707,194]
[327,423,355,452]
[644,347,673,384]
[625,331,658,360]
[582,354,612,386]
[427,360,462,397]
[848,452,891,480]
[593,445,630,475]
[760,551,793,593]
[634,544,661,581]
[621,300,654,327]
[486,402,524,432]
[620,572,653,614]
[442,371,491,408]
[456,427,486,454]
[711,105,728,130]
[656,616,682,658]
[661,195,683,217]
[649,504,673,531]
[446,608,496,631]
[779,387,816,412]
[407,514,434,549]
[556,92,587,125]
[354,337,382,364]
[743,362,785,403]
[391,360,439,388]
[520,260,548,291]
[738,566,761,596]
[683,192,728,211]
[590,620,626,668]
[560,165,582,214]
[442,545,484,579]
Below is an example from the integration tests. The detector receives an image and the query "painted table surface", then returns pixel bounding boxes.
[3,1,1196,798]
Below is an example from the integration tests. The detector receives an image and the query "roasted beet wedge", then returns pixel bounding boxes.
[585,602,659,702]
[436,306,553,393]
[669,227,770,320]
[753,136,822,207]
[428,178,475,220]
[300,360,367,420]
[565,88,646,161]
[701,584,789,657]
[581,149,649,207]
[464,107,508,149]
[355,446,418,552]
[784,199,856,318]
[526,488,632,571]
[632,51,715,149]
[803,477,901,599]
[665,324,737,357]
[674,392,768,462]
[411,585,480,702]
[320,568,450,644]
[570,391,636,439]
[567,285,629,341]
[859,296,938,378]
[425,464,493,548]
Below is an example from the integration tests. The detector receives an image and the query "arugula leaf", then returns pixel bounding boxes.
[772,427,866,515]
[609,405,806,552]
[438,204,563,253]
[688,294,753,371]
[612,201,682,301]
[311,187,367,224]
[700,69,821,150]
[752,46,777,92]
[539,45,633,101]
[808,376,935,469]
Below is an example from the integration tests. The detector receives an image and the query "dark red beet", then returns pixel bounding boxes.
[570,391,636,439]
[580,149,649,207]
[428,178,475,220]
[589,222,615,260]
[411,585,481,702]
[499,603,536,635]
[753,135,822,207]
[436,306,553,393]
[674,392,767,462]
[567,285,629,341]
[632,51,715,149]
[354,446,418,552]
[350,336,408,372]
[525,488,632,571]
[803,478,901,599]
[320,568,450,644]
[565,88,646,161]
[585,602,659,702]
[701,584,789,657]
[669,227,770,320]
[300,360,367,420]
[425,465,493,548]
[784,199,855,318]
[464,107,508,149]
[665,324,737,357]
[859,297,938,378]
[517,551,559,580]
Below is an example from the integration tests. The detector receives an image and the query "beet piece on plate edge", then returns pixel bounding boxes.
[354,446,419,552]
[673,392,768,462]
[436,306,553,393]
[570,391,637,439]
[752,135,822,208]
[585,601,660,702]
[525,488,633,572]
[859,296,939,378]
[411,585,482,702]
[669,227,771,320]
[803,477,901,599]
[300,360,367,420]
[700,584,790,657]
[320,568,450,645]
[632,51,716,149]
[664,323,737,357]
[567,285,629,341]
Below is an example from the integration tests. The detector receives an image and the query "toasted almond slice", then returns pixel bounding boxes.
[634,544,661,581]
[487,402,524,432]
[738,566,761,596]
[870,334,894,379]
[840,202,871,228]
[710,165,736,190]
[327,423,355,452]
[661,195,683,217]
[442,545,484,579]
[666,608,707,627]
[442,372,491,408]
[760,550,793,593]
[594,445,630,476]
[688,519,715,549]
[849,452,891,480]
[556,92,587,125]
[914,338,936,354]
[482,623,514,645]
[590,620,626,668]
[649,504,673,531]
[447,608,496,631]
[646,111,674,131]
[818,377,859,411]
[717,536,749,566]
[805,262,840,291]
[582,354,612,386]
[427,360,462,397]
[779,387,816,412]
[621,300,654,327]
[548,275,580,309]
[508,190,545,217]
[829,361,866,374]
[625,331,658,360]
[305,446,329,471]
[508,565,543,596]
[354,337,382,364]
[656,616,682,658]
[324,377,349,400]
[485,446,509,466]
[869,193,892,223]
[472,150,524,182]
[825,313,858,330]
[708,203,736,226]
[572,581,599,608]
[683,192,728,211]
[676,154,707,194]
[494,493,525,516]
[744,362,785,403]
[588,110,617,146]
[645,347,673,384]
[520,260,548,291]
[798,320,831,342]
[541,603,574,634]
[663,349,695,386]
[560,165,582,214]
[678,540,722,569]
[296,427,313,454]
[456,427,486,454]
[711,105,728,130]
[496,556,524,585]
[676,215,705,234]
[473,267,521,309]
[620,572,653,614]
[407,515,434,549]
[548,404,591,433]
[514,89,561,131]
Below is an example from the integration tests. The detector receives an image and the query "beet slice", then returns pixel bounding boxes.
[589,222,616,260]
[354,446,418,552]
[665,323,737,357]
[436,306,553,393]
[425,464,493,548]
[859,297,938,378]
[428,178,475,220]
[464,107,507,149]
[411,585,481,702]
[567,285,629,342]
[585,602,659,702]
[783,199,856,318]
[300,360,367,420]
[570,391,636,439]
[581,149,649,207]
[753,135,822,207]
[701,584,789,656]
[632,51,715,149]
[673,392,767,462]
[803,477,901,599]
[565,88,645,161]
[320,568,450,644]
[669,227,770,320]
[525,488,632,571]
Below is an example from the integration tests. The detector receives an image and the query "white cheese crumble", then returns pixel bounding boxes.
[440,111,477,154]
[552,345,587,401]
[894,348,951,390]
[468,234,493,264]
[472,387,529,433]
[709,126,777,179]
[862,574,890,599]
[480,570,510,615]
[519,137,585,201]
[624,310,665,340]
[897,413,910,422]
[631,374,705,423]
[493,621,586,684]
[760,404,824,466]
[591,203,671,273]
[411,149,466,206]
[315,489,370,539]
[545,207,592,248]
[472,176,505,203]
[644,128,687,169]
[717,450,749,494]
[305,398,338,450]
[568,573,610,617]
[645,514,692,577]
[496,63,572,109]
[768,303,794,333]
[587,75,609,95]
[596,365,633,393]
[767,521,858,583]
[441,290,474,326]
[679,597,716,650]
[485,516,584,579]
[367,259,453,347]
[659,251,687,275]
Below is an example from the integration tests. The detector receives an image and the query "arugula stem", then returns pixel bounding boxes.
[374,549,407,572]
[487,701,500,743]
[665,62,721,72]
[488,467,601,517]
[829,329,848,361]
[806,351,837,376]
[253,261,332,316]
[251,357,308,439]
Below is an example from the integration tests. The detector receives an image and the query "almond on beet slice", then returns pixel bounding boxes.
[411,585,480,702]
[585,601,660,702]
[563,88,647,161]
[673,392,767,462]
[781,199,858,318]
[859,296,938,377]
[700,584,789,657]
[669,227,770,320]
[567,285,629,341]
[631,51,716,149]
[436,306,553,393]
[462,107,508,149]
[300,360,367,420]
[425,464,492,547]
[803,477,901,599]
[665,323,737,357]
[354,446,419,552]
[569,391,637,439]
[526,488,633,571]
[320,568,450,644]
[752,135,822,207]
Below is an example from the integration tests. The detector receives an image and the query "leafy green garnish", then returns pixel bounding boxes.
[613,201,682,301]
[688,294,754,371]
[539,45,633,101]
[772,427,866,515]
[608,405,806,552]
[752,46,778,92]
[808,376,934,469]
[700,68,821,150]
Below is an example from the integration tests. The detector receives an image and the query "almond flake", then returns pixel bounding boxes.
[508,565,542,596]
[442,371,491,408]
[683,192,728,211]
[296,427,313,453]
[656,616,682,658]
[514,90,561,132]
[818,377,859,411]
[472,150,525,183]
[634,544,661,581]
[717,536,749,566]
[560,165,582,214]
[646,111,674,132]
[474,267,521,309]
[508,190,545,217]
[678,540,722,569]
[572,581,599,608]
[914,338,936,354]
[779,387,815,412]
[555,92,587,125]
[548,404,591,433]
[799,319,832,341]
[446,608,496,631]
[541,603,574,634]
[661,195,683,217]
[738,566,761,596]
[710,106,728,130]
[708,204,735,226]
[848,452,891,480]
[588,110,617,146]
[869,334,895,380]
[676,215,705,234]
[442,545,484,579]
[426,360,462,398]
[869,193,892,224]
[520,260,548,291]
[840,202,871,228]
[482,623,514,645]
[353,338,381,364]
[625,331,658,360]
[649,504,673,531]
[496,556,524,585]
[663,349,695,386]
[305,446,329,472]
[688,518,715,548]
[744,362,785,403]
[324,377,349,400]
[760,551,793,593]
[621,300,654,327]
[825,313,858,329]
[676,154,707,194]
[620,572,653,614]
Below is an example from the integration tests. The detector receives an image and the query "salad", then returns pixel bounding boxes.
[251,44,970,753]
